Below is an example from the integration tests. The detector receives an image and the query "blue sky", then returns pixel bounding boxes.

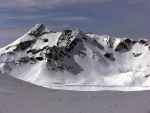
[0,0,150,46]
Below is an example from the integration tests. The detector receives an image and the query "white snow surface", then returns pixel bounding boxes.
[0,23,150,91]
[0,72,150,113]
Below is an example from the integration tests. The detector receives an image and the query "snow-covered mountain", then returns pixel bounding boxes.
[0,23,150,90]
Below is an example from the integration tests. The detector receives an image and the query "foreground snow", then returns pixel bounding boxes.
[0,72,150,113]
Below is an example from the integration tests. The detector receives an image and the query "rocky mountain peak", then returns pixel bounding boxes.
[0,24,150,88]
[27,23,51,37]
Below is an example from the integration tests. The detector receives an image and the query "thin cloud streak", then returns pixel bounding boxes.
[48,24,70,30]
[127,0,149,4]
[0,24,70,46]
[0,12,67,20]
[0,0,113,11]
[50,17,93,21]
[0,0,149,11]
[0,14,46,19]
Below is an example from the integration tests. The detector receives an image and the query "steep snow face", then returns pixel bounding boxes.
[0,23,150,90]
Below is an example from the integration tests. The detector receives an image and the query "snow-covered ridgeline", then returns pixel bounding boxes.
[0,23,150,90]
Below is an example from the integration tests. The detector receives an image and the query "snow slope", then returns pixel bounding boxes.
[0,71,150,113]
[0,23,150,90]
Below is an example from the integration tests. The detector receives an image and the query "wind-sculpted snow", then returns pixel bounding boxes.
[0,23,150,91]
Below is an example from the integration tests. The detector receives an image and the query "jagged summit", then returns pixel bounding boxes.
[27,23,52,37]
[32,23,45,30]
[0,23,150,90]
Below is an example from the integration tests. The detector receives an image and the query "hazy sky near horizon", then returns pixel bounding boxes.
[0,0,150,46]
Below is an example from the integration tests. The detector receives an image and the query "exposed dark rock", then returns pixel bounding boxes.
[53,54,59,60]
[7,52,15,55]
[81,34,87,42]
[30,56,36,62]
[104,52,115,61]
[46,46,70,61]
[138,39,150,48]
[27,46,48,54]
[52,68,55,70]
[115,38,138,52]
[27,49,38,54]
[107,38,114,48]
[57,33,73,46]
[45,43,84,75]
[36,57,43,61]
[67,38,82,52]
[115,42,128,52]
[53,46,59,53]
[145,75,150,78]
[63,29,72,35]
[19,57,30,63]
[139,39,147,45]
[50,48,54,52]
[6,46,11,50]
[93,39,104,50]
[28,24,50,37]
[149,46,150,51]
[132,40,138,44]
[46,53,53,59]
[132,53,142,57]
[124,38,131,44]
[58,65,64,70]
[87,32,93,34]
[104,52,113,58]
[43,39,48,42]
[145,43,149,46]
[79,51,86,58]
[14,40,36,51]
[79,51,86,56]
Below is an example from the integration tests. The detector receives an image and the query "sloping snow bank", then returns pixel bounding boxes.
[0,72,150,113]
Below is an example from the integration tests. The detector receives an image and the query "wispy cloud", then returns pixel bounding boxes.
[1,0,147,12]
[127,0,150,4]
[0,25,31,47]
[0,14,46,19]
[48,24,70,29]
[0,24,70,38]
[0,0,113,11]
[0,24,70,46]
[0,12,66,20]
[50,17,93,21]
[0,13,92,22]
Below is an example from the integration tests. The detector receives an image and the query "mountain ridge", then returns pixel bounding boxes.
[0,23,150,90]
